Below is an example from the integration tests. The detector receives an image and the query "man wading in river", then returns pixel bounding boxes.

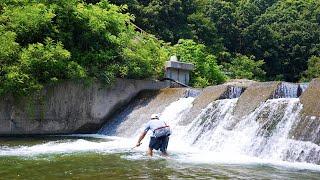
[136,114,171,156]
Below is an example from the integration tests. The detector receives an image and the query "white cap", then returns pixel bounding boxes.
[151,114,160,119]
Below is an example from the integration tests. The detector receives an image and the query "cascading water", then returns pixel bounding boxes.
[96,90,320,167]
[184,88,201,98]
[218,86,245,100]
[273,82,309,98]
[226,86,244,99]
[298,83,309,96]
[176,97,320,165]
[1,85,320,178]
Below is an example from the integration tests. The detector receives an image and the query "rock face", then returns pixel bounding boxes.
[0,79,168,135]
[290,78,320,145]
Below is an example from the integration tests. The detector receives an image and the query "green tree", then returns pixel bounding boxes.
[0,27,19,65]
[223,54,265,80]
[0,0,169,96]
[121,34,169,79]
[172,39,226,87]
[20,39,86,84]
[302,56,320,81]
[109,0,195,43]
[244,0,320,81]
[0,3,55,45]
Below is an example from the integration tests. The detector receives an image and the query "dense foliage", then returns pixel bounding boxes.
[1,0,320,95]
[223,54,265,80]
[0,0,169,95]
[302,56,320,81]
[172,39,226,87]
[109,0,320,82]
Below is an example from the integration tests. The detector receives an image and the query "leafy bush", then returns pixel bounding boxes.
[0,0,169,96]
[1,39,87,96]
[172,39,226,87]
[0,65,41,96]
[121,34,169,79]
[20,39,86,84]
[0,3,55,45]
[223,54,266,80]
[0,27,20,65]
[301,56,320,81]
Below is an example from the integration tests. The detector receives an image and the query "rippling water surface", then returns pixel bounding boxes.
[1,136,320,180]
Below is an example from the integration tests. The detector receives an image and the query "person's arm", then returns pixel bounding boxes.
[136,131,147,147]
[136,121,150,147]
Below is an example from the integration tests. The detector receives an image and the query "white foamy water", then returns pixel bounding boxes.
[228,86,244,98]
[182,98,320,164]
[1,96,320,172]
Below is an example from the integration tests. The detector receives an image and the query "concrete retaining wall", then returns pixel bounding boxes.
[0,79,168,135]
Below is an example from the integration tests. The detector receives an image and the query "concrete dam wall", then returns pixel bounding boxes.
[98,78,320,164]
[0,79,168,135]
[1,77,320,141]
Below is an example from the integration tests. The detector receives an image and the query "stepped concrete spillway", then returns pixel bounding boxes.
[98,88,187,137]
[233,82,280,118]
[178,79,255,125]
[0,78,318,142]
[96,78,320,165]
[1,77,320,165]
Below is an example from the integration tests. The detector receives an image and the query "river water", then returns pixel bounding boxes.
[1,135,320,179]
[1,94,320,179]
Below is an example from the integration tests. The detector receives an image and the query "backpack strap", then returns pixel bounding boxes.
[153,125,170,132]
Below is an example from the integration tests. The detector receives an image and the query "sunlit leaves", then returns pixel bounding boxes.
[172,39,226,87]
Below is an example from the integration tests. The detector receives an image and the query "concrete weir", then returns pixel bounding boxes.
[179,84,248,125]
[233,82,280,118]
[290,78,320,145]
[98,88,186,137]
[0,79,169,135]
[233,81,309,119]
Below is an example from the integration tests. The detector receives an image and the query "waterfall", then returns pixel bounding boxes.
[273,82,309,98]
[176,98,320,164]
[227,86,244,99]
[298,83,309,96]
[95,84,320,165]
[2,87,320,170]
[218,86,245,99]
[184,88,201,98]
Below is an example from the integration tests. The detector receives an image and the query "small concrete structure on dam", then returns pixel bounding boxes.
[165,56,194,86]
